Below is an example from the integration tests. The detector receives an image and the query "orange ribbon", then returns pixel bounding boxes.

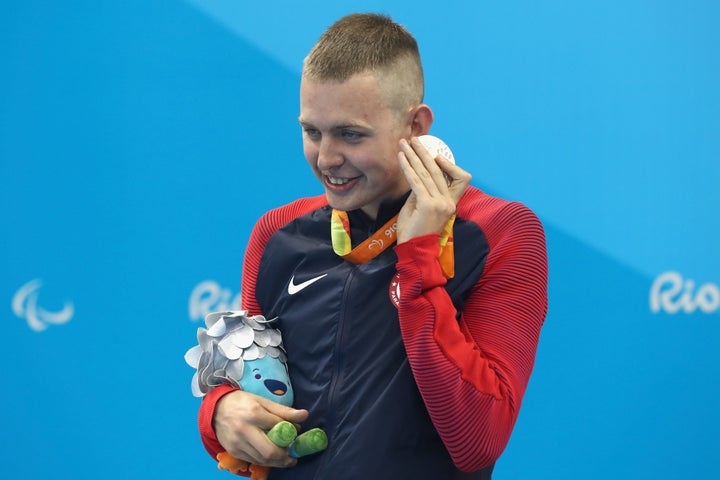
[331,209,455,278]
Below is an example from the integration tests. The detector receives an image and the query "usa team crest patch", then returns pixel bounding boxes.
[389,273,401,308]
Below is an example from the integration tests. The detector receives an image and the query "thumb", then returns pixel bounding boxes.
[438,158,471,202]
[284,407,310,423]
[260,396,309,423]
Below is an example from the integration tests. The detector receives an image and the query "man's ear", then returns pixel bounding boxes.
[408,103,434,136]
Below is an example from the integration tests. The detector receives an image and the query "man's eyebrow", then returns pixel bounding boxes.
[298,118,370,130]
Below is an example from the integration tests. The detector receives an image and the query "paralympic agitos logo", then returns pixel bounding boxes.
[12,279,75,331]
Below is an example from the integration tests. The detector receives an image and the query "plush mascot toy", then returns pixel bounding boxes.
[185,311,328,479]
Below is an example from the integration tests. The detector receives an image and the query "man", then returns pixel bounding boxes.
[197,13,548,479]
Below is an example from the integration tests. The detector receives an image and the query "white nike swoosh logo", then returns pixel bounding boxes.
[287,274,328,295]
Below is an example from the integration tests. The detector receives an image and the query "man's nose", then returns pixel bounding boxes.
[316,138,344,171]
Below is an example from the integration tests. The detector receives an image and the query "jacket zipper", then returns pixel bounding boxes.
[313,264,357,478]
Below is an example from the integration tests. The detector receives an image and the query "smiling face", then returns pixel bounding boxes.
[299,72,418,220]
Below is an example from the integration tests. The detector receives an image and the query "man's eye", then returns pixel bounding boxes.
[340,130,363,142]
[303,127,321,139]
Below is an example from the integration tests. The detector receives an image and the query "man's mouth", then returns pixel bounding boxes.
[327,176,350,185]
[324,175,360,191]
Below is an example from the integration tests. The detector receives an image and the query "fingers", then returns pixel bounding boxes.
[399,137,472,202]
[214,390,308,468]
[399,138,448,197]
[259,395,309,425]
[229,426,296,468]
[436,156,472,203]
[396,136,472,243]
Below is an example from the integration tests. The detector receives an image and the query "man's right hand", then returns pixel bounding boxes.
[213,390,310,468]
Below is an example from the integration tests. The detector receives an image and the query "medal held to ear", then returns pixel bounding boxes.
[418,134,455,185]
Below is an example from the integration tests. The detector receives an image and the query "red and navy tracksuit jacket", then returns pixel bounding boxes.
[199,186,548,479]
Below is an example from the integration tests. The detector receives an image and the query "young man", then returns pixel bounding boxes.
[197,13,548,479]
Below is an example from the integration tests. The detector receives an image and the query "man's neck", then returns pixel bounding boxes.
[355,191,411,226]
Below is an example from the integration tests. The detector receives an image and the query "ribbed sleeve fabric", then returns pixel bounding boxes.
[393,193,548,472]
[241,195,328,316]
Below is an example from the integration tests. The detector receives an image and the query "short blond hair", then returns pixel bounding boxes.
[303,13,424,115]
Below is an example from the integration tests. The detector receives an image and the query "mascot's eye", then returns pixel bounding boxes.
[255,374,262,379]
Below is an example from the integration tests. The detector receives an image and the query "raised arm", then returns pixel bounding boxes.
[394,201,548,471]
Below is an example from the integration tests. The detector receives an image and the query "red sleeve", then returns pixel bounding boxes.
[197,195,327,467]
[198,384,240,459]
[393,201,548,472]
[241,195,328,316]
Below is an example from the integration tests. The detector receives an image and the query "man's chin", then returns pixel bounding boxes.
[326,193,363,212]
[326,198,356,212]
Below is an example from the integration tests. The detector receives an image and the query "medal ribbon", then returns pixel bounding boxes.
[331,209,455,278]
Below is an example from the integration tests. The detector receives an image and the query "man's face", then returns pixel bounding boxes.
[299,72,411,219]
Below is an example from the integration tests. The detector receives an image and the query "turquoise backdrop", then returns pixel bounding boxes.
[2,1,718,478]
